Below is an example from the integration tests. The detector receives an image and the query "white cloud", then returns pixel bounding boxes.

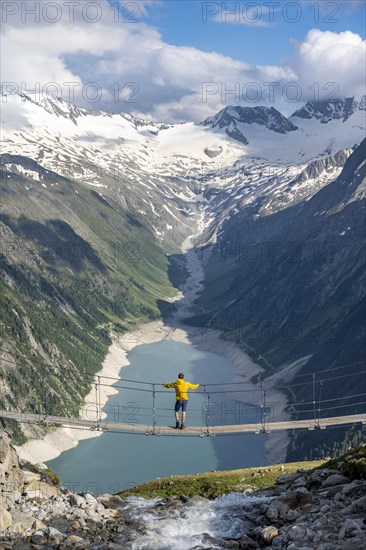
[1,2,365,122]
[293,29,366,101]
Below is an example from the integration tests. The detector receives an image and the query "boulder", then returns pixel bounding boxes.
[22,470,41,484]
[261,525,279,542]
[24,480,59,500]
[0,433,24,495]
[287,524,307,541]
[44,526,66,544]
[291,476,307,488]
[341,481,361,494]
[266,491,314,521]
[342,495,366,514]
[32,519,47,531]
[31,530,48,545]
[338,518,363,540]
[9,521,25,533]
[237,533,260,548]
[69,494,87,508]
[98,494,124,509]
[65,534,91,548]
[0,507,12,531]
[276,473,302,485]
[83,492,98,506]
[321,474,349,488]
[107,508,122,519]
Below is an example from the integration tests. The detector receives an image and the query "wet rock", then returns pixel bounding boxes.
[239,533,260,548]
[162,498,183,509]
[201,533,227,547]
[98,494,124,509]
[222,541,241,548]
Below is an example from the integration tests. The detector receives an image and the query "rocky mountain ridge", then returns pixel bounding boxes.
[291,96,366,124]
[202,105,298,144]
[2,93,365,252]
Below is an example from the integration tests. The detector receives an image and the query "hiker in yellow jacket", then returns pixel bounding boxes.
[163,373,199,429]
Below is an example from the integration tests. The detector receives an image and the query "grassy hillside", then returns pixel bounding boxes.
[0,163,177,442]
[118,443,366,499]
[118,460,325,499]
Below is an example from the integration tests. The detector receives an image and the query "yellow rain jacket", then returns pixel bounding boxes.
[163,379,199,400]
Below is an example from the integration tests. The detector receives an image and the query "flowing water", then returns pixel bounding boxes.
[122,492,272,549]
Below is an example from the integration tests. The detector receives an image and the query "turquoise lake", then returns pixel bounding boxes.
[47,340,267,495]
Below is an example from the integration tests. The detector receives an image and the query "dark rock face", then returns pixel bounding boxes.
[291,96,366,123]
[202,105,298,144]
[191,140,366,459]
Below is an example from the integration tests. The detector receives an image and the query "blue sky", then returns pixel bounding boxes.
[3,0,366,122]
[139,1,365,65]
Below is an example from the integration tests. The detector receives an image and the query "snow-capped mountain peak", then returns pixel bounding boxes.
[1,92,365,251]
[202,105,298,144]
[290,96,366,124]
[2,92,172,133]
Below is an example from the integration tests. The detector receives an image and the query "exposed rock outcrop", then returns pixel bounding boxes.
[1,428,365,549]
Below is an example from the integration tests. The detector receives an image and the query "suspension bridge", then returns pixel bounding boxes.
[1,359,365,437]
[0,410,365,437]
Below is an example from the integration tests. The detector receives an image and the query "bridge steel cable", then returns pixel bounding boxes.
[0,346,364,381]
[1,345,365,436]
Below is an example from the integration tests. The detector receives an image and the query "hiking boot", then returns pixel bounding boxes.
[180,423,185,430]
[175,421,180,429]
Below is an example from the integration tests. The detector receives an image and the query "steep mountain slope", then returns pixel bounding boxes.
[190,139,366,454]
[1,93,365,255]
[291,96,366,123]
[202,105,298,144]
[1,93,365,455]
[0,158,176,442]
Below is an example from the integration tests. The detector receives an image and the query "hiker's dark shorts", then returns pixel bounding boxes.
[175,400,188,412]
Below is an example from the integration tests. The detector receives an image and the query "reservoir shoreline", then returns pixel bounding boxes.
[15,319,289,467]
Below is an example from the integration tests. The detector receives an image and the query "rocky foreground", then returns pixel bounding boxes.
[1,430,366,549]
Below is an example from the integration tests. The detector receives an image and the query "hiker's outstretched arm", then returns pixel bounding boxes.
[163,382,174,388]
[188,383,199,390]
